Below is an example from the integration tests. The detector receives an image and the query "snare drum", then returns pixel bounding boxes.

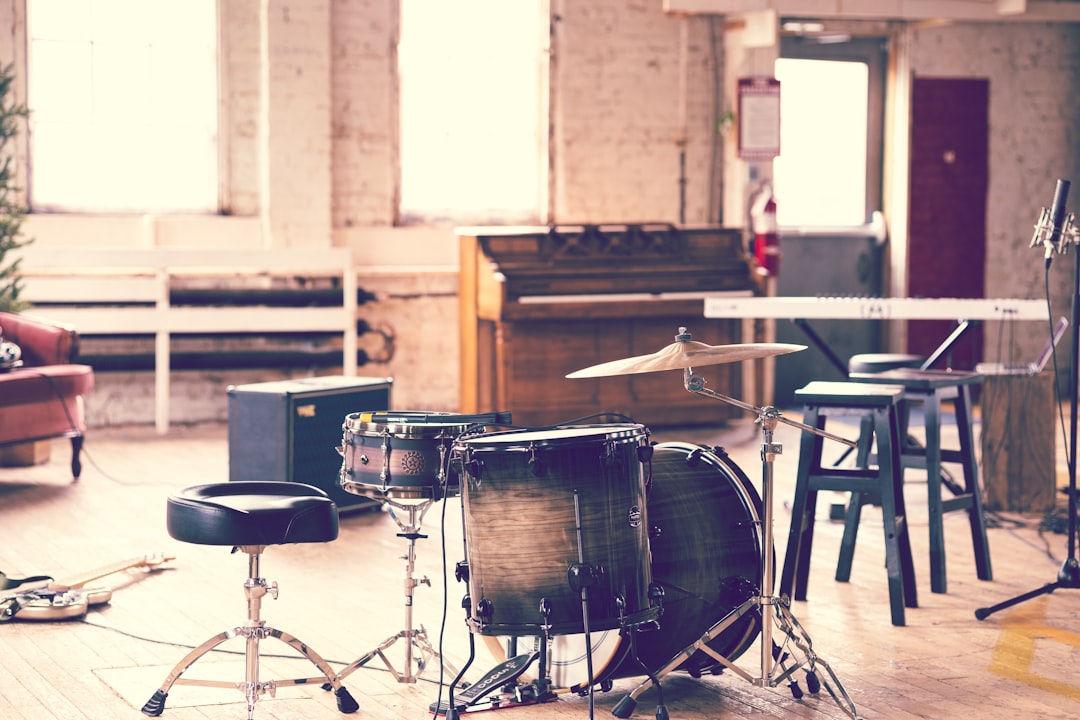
[457,424,658,637]
[339,411,475,500]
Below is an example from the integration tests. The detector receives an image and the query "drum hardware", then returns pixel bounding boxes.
[476,440,764,695]
[339,411,497,501]
[568,329,862,719]
[572,485,611,720]
[456,425,659,637]
[332,495,457,686]
[439,424,661,715]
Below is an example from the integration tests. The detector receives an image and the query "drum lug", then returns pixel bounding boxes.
[636,444,654,463]
[538,597,552,627]
[686,447,704,467]
[566,562,603,593]
[476,597,494,624]
[527,446,543,476]
[463,458,482,484]
[379,433,393,484]
[455,560,470,583]
[648,582,665,608]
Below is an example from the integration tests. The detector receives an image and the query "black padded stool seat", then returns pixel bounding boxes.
[166,481,339,547]
[144,482,356,719]
[847,353,925,375]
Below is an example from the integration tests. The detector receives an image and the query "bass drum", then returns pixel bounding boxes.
[482,441,764,689]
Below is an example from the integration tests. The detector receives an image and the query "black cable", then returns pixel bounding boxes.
[1045,261,1073,475]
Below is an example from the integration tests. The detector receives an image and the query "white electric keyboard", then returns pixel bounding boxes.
[703,296,1048,321]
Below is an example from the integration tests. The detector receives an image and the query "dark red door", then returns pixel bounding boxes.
[907,76,989,366]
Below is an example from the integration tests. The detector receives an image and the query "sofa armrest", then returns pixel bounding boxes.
[0,311,80,366]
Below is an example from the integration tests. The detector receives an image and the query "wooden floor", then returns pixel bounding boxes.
[2,407,1080,720]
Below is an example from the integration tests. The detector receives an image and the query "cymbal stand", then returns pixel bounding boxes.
[611,370,861,720]
[334,496,457,685]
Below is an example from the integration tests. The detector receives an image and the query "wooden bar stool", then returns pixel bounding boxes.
[849,367,993,594]
[142,482,359,719]
[780,381,918,627]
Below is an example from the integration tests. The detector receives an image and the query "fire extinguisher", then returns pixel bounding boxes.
[751,181,781,277]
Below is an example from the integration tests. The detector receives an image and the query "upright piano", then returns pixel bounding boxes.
[458,224,757,427]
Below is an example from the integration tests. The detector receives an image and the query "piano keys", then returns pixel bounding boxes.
[703,295,1047,321]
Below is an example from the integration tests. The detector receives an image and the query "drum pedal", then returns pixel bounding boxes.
[428,652,538,715]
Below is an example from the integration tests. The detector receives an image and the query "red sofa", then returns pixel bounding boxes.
[0,311,95,479]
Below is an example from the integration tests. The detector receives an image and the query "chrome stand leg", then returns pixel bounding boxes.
[335,499,458,685]
[613,396,861,720]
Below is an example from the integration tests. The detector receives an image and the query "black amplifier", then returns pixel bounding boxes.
[227,375,393,513]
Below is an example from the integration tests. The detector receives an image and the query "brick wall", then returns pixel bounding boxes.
[2,2,1079,425]
[908,21,1080,362]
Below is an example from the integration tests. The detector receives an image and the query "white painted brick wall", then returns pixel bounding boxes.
[330,0,399,227]
[551,1,720,223]
[4,2,1080,426]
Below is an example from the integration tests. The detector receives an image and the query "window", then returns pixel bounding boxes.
[27,0,218,213]
[773,37,886,227]
[398,0,545,224]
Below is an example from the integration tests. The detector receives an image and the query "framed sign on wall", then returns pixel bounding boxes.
[738,76,781,160]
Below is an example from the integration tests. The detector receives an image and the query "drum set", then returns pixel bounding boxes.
[329,328,861,720]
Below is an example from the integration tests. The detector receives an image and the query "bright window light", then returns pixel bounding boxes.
[27,0,218,213]
[773,58,868,227]
[399,0,544,224]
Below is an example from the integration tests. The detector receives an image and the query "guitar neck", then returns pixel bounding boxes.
[47,554,173,591]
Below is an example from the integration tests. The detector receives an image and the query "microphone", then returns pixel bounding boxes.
[1032,179,1072,259]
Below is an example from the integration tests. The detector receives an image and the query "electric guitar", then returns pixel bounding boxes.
[0,553,174,622]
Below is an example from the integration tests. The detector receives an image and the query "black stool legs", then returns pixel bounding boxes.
[780,382,917,627]
[850,368,993,594]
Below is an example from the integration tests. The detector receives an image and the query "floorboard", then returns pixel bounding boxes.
[1,405,1079,720]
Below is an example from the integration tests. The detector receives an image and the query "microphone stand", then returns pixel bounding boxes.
[976,180,1079,619]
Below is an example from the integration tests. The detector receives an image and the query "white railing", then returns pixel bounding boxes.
[17,247,358,434]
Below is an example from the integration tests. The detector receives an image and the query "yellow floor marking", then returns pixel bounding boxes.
[989,595,1080,702]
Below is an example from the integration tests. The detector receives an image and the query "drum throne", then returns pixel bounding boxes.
[141,481,359,719]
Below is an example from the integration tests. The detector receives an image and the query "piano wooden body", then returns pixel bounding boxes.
[458,225,757,427]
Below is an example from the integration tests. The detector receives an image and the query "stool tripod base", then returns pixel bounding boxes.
[141,625,358,718]
[142,547,357,719]
[612,594,860,720]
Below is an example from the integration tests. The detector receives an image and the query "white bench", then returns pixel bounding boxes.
[17,247,358,434]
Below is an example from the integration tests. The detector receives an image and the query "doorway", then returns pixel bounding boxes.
[906,76,989,367]
[770,35,888,404]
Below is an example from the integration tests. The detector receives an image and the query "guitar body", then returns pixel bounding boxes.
[7,586,114,621]
[0,553,170,622]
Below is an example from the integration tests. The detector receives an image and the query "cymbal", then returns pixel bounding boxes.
[566,334,806,379]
